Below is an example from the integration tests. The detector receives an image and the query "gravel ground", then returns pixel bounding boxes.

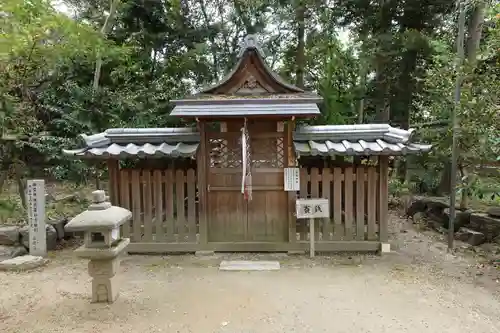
[1,212,499,333]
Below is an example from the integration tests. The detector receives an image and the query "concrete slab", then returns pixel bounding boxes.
[381,243,391,253]
[219,260,280,271]
[0,255,48,271]
[195,251,215,256]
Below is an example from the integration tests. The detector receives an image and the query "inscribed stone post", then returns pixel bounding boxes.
[27,180,47,257]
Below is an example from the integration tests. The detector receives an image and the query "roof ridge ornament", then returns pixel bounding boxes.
[238,34,265,58]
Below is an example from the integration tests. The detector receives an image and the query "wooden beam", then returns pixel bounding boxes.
[197,121,209,244]
[378,156,389,242]
[126,241,381,253]
[106,159,119,205]
[285,120,297,244]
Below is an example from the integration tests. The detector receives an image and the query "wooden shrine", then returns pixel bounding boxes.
[64,35,432,253]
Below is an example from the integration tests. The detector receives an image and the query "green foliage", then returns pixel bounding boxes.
[0,0,498,206]
[389,178,411,197]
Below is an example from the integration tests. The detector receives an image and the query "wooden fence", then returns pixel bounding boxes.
[117,168,198,243]
[114,165,388,252]
[295,166,387,244]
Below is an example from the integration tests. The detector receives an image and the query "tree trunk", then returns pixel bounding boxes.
[357,54,367,124]
[13,162,26,209]
[373,0,393,123]
[295,1,306,88]
[459,165,469,210]
[198,0,219,82]
[92,0,121,92]
[466,1,486,66]
[456,1,486,207]
[0,171,8,192]
[438,161,452,195]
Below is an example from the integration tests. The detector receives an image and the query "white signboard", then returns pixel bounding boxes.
[284,167,300,191]
[27,179,46,257]
[296,198,329,219]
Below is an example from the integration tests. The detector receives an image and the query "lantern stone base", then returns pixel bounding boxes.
[88,256,122,303]
[74,238,129,304]
[92,274,119,303]
[74,238,130,260]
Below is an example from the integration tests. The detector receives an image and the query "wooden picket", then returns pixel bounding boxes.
[297,166,385,242]
[114,164,388,253]
[118,169,198,244]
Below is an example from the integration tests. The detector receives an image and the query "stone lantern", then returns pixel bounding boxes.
[65,190,131,303]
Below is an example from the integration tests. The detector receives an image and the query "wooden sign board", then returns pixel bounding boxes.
[27,179,46,257]
[296,198,329,219]
[284,167,300,192]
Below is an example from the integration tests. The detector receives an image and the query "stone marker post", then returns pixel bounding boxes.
[65,190,131,303]
[27,179,47,257]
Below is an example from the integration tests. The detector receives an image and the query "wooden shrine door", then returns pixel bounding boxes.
[206,120,288,243]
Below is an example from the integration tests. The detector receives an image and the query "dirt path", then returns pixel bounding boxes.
[1,213,499,333]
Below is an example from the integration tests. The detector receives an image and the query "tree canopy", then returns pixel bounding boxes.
[0,0,498,203]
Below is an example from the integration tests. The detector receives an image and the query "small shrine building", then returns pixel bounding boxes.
[64,35,431,253]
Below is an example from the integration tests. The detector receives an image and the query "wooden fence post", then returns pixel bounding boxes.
[378,156,389,242]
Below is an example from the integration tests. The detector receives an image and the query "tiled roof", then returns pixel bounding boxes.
[62,124,431,159]
[293,124,430,156]
[293,140,431,156]
[63,143,198,159]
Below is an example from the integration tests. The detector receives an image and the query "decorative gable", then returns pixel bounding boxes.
[199,35,305,95]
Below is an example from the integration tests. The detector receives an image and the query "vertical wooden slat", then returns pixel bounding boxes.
[367,167,377,240]
[153,170,163,242]
[143,170,153,241]
[333,168,343,240]
[321,168,332,241]
[187,169,196,242]
[165,169,175,242]
[299,168,309,240]
[344,167,354,240]
[197,122,209,244]
[285,121,296,244]
[176,169,186,242]
[378,157,389,242]
[356,167,365,240]
[119,169,130,238]
[131,170,142,242]
[310,168,320,241]
[107,160,119,205]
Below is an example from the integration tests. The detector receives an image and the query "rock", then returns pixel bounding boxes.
[19,224,58,251]
[442,209,471,231]
[0,255,48,271]
[47,217,68,240]
[468,213,500,242]
[0,226,20,246]
[487,207,500,218]
[455,227,486,246]
[412,211,426,224]
[0,245,27,261]
[54,194,78,203]
[406,198,428,217]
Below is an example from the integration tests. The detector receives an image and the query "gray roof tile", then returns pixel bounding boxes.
[294,140,431,156]
[63,124,431,159]
[63,143,198,159]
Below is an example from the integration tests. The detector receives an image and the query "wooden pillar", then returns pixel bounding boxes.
[197,121,209,245]
[106,159,120,206]
[378,156,389,242]
[285,119,296,244]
